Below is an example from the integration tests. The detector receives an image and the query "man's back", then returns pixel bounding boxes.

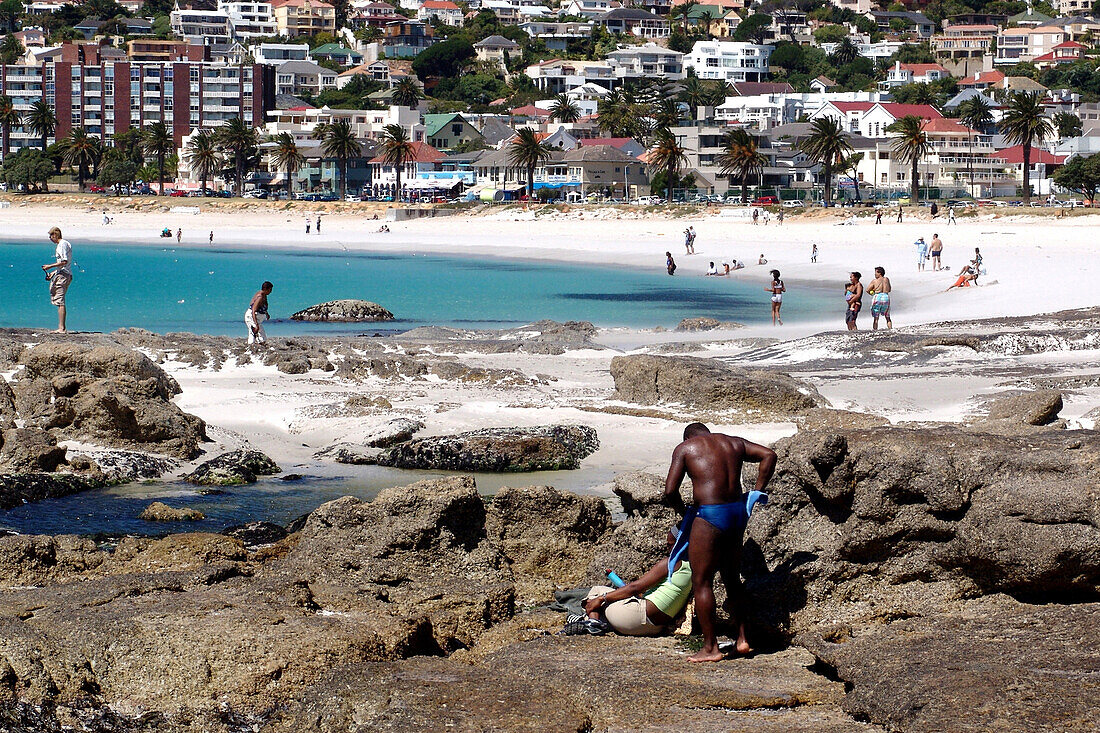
[680,433,745,505]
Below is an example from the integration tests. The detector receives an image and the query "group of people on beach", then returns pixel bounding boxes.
[843,267,893,331]
[579,423,776,663]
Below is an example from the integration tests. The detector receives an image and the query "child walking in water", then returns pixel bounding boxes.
[766,269,785,325]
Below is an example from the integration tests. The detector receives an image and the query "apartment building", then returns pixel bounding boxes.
[126,40,207,62]
[417,0,464,26]
[348,1,399,29]
[715,90,888,130]
[995,25,1067,65]
[263,105,423,144]
[597,8,670,38]
[605,44,684,83]
[382,20,436,58]
[931,23,996,75]
[219,0,279,38]
[517,21,593,50]
[170,6,232,43]
[270,0,337,38]
[864,11,935,37]
[275,60,337,96]
[525,59,615,94]
[252,43,312,64]
[0,48,276,159]
[683,40,772,84]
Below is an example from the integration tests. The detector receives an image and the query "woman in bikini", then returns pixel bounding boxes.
[766,269,785,325]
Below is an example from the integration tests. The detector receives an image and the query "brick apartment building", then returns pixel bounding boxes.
[0,42,276,159]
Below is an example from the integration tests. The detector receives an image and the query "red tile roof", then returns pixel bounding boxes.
[899,63,946,74]
[921,118,973,134]
[1054,40,1087,48]
[959,70,1004,86]
[509,104,552,117]
[578,137,636,147]
[991,145,1065,165]
[829,102,876,113]
[877,103,943,120]
[420,0,459,8]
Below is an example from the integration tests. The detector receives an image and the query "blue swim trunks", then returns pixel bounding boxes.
[667,492,768,577]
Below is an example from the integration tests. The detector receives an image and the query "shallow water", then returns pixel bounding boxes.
[1,242,833,335]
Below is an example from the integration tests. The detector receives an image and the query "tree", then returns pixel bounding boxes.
[97,154,138,192]
[892,83,939,107]
[1052,153,1100,204]
[1000,91,1054,204]
[887,115,931,204]
[652,97,682,130]
[716,128,766,202]
[679,76,708,121]
[733,13,772,44]
[507,127,552,201]
[549,93,581,123]
[957,95,993,195]
[391,77,422,108]
[814,25,848,45]
[142,121,172,194]
[215,117,259,196]
[316,118,360,198]
[829,36,860,67]
[671,0,698,34]
[0,32,21,64]
[379,123,415,201]
[59,127,103,191]
[0,94,20,160]
[838,151,864,202]
[24,100,57,153]
[2,148,54,192]
[411,38,474,80]
[647,128,689,203]
[0,0,20,33]
[1053,111,1082,140]
[186,129,222,196]
[799,116,852,206]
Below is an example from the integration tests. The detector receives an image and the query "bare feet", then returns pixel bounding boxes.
[54,329,67,334]
[687,648,725,663]
[735,638,753,655]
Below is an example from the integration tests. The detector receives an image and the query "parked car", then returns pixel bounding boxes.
[87,184,106,193]
[752,195,780,206]
[782,200,806,208]
[243,189,268,199]
[169,189,189,197]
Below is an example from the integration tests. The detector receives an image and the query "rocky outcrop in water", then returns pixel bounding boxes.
[0,472,103,511]
[375,425,599,472]
[314,419,426,464]
[13,343,207,458]
[290,299,394,322]
[183,449,281,486]
[139,501,205,522]
[610,354,824,415]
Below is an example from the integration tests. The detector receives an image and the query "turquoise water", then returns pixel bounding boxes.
[0,241,832,334]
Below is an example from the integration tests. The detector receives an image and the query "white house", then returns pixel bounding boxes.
[683,40,773,83]
[526,58,616,93]
[810,101,942,137]
[879,61,949,89]
[170,6,232,43]
[560,0,612,18]
[605,43,684,83]
[219,0,278,38]
[417,0,463,26]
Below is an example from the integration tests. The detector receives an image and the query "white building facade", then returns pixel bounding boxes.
[683,40,773,84]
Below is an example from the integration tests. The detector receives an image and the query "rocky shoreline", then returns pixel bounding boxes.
[0,311,1098,731]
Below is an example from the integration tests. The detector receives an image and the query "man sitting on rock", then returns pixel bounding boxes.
[663,423,775,662]
[581,528,692,636]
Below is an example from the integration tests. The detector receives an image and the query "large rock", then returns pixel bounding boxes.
[184,449,281,485]
[13,344,207,458]
[744,426,1100,637]
[0,427,67,472]
[0,472,104,511]
[0,378,16,429]
[376,425,599,472]
[610,354,823,414]
[485,485,611,600]
[139,501,205,522]
[290,299,395,322]
[800,594,1100,733]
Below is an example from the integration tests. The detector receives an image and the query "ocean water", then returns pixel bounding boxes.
[0,241,833,334]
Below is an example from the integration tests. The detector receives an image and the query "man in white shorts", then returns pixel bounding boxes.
[42,226,73,333]
[245,281,273,344]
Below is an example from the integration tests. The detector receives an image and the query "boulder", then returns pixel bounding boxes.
[675,317,742,332]
[313,442,382,465]
[376,425,599,472]
[360,418,424,448]
[982,388,1064,426]
[0,378,15,428]
[485,485,611,599]
[184,449,281,486]
[291,299,395,322]
[221,521,288,546]
[744,426,1100,637]
[0,472,104,511]
[610,354,823,414]
[0,428,67,473]
[139,501,205,522]
[799,594,1100,733]
[18,342,180,398]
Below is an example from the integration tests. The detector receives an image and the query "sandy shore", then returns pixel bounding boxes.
[5,197,1098,496]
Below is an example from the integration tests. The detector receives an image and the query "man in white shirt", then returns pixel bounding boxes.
[42,226,72,333]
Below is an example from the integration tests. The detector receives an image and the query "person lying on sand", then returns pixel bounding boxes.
[582,528,693,637]
[946,265,978,291]
[662,423,775,662]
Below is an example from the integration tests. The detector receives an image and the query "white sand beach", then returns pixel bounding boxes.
[4,198,1099,490]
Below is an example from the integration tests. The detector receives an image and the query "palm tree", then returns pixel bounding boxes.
[652,98,682,130]
[265,132,303,200]
[549,93,581,124]
[672,0,698,33]
[216,117,259,196]
[59,127,103,191]
[838,151,865,203]
[886,115,931,204]
[716,128,766,202]
[1000,91,1053,205]
[597,89,630,137]
[798,117,852,206]
[186,129,222,197]
[379,123,416,202]
[391,77,422,108]
[648,128,689,203]
[957,96,992,196]
[829,37,859,67]
[0,94,20,160]
[680,76,708,122]
[142,122,173,194]
[705,80,732,108]
[24,100,57,153]
[316,118,360,198]
[507,127,553,201]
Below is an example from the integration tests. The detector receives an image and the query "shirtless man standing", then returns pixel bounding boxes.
[663,423,776,662]
[868,266,892,330]
[845,271,863,331]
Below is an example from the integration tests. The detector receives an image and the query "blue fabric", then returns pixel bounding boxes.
[667,492,768,577]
